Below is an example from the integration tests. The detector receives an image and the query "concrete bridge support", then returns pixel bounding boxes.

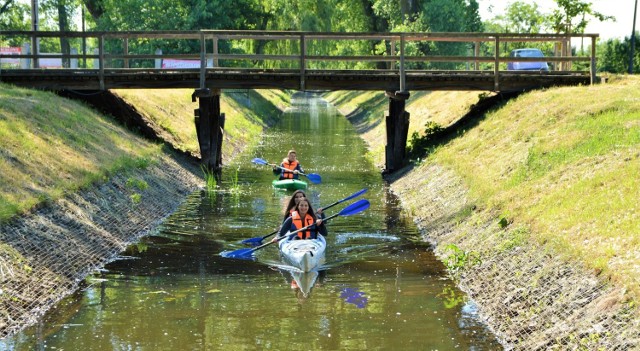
[192,88,225,178]
[384,91,411,173]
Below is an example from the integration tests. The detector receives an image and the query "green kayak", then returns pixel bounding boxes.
[272,179,308,190]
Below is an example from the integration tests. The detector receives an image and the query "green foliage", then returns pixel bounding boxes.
[598,34,640,73]
[408,120,444,159]
[201,165,217,193]
[129,193,142,204]
[126,177,149,191]
[550,0,614,34]
[229,167,241,193]
[0,2,30,32]
[495,226,529,252]
[443,243,481,279]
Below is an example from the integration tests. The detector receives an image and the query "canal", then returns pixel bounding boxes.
[1,93,502,350]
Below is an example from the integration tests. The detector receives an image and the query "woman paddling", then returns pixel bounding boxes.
[274,198,326,241]
[282,190,323,221]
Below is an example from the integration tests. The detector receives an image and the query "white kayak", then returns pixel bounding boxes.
[278,235,326,272]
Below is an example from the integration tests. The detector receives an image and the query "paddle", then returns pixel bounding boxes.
[240,187,368,245]
[222,199,370,260]
[252,157,322,184]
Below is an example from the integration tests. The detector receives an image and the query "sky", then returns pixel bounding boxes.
[477,0,638,41]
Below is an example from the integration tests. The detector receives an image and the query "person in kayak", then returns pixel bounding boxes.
[281,190,323,221]
[273,149,304,180]
[274,198,327,240]
[282,190,307,221]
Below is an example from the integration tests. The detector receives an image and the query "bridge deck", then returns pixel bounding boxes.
[0,30,598,92]
[0,68,591,92]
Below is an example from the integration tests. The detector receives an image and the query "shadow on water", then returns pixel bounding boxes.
[1,94,503,350]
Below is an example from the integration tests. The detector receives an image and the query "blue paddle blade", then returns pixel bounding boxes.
[252,158,269,166]
[339,199,370,216]
[306,173,322,184]
[221,248,256,260]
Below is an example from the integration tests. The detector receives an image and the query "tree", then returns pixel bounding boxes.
[598,34,640,73]
[503,1,547,33]
[550,0,614,34]
[418,0,483,69]
[0,1,30,34]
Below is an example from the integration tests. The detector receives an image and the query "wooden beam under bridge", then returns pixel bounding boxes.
[384,90,411,173]
[192,88,224,178]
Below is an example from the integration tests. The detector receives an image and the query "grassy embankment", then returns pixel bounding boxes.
[327,76,640,301]
[0,83,289,222]
[112,89,290,157]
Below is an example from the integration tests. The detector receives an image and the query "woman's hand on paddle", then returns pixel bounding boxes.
[316,219,323,226]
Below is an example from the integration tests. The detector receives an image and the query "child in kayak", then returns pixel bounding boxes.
[273,149,304,180]
[274,198,326,240]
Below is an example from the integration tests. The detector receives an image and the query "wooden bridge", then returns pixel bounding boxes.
[0,30,599,173]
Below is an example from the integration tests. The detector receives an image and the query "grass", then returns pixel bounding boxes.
[0,83,287,223]
[112,89,282,157]
[436,79,640,298]
[325,90,490,166]
[329,76,640,300]
[0,83,163,222]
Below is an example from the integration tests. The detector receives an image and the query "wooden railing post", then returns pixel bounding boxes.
[591,36,597,84]
[200,31,206,89]
[124,38,129,68]
[390,39,396,70]
[98,35,105,90]
[70,48,78,69]
[154,49,162,69]
[300,34,306,91]
[399,34,406,92]
[494,36,500,91]
[32,32,39,69]
[474,41,480,70]
[21,43,30,69]
[212,37,219,67]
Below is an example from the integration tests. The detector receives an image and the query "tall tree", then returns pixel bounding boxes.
[0,0,30,34]
[419,0,482,69]
[502,1,547,33]
[550,0,613,34]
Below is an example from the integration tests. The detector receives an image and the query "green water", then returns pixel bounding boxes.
[1,93,502,350]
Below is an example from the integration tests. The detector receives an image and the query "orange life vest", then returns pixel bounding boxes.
[291,212,315,239]
[282,160,299,179]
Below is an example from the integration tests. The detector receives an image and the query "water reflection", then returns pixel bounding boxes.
[339,287,368,309]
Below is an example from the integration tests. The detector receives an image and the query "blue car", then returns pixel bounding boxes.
[507,48,549,71]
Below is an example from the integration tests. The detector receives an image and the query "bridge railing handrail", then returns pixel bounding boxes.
[1,30,599,90]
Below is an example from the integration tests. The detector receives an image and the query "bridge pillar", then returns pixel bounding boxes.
[192,88,225,179]
[384,91,410,174]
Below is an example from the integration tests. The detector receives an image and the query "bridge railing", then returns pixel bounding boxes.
[0,30,598,90]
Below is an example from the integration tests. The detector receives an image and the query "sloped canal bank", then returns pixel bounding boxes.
[1,94,502,350]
